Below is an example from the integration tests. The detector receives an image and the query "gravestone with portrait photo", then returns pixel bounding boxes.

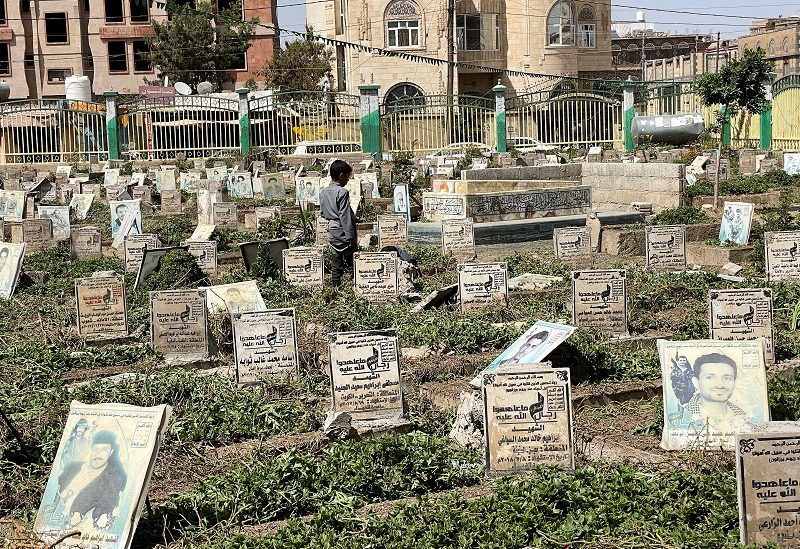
[736,430,800,547]
[70,227,102,260]
[483,368,574,474]
[709,288,775,364]
[258,173,286,200]
[0,241,25,299]
[180,171,201,194]
[201,280,267,315]
[659,338,769,451]
[3,190,27,220]
[227,172,254,199]
[442,218,476,261]
[571,270,628,334]
[124,234,159,273]
[295,176,322,205]
[75,274,128,340]
[69,193,94,221]
[377,214,408,249]
[37,205,71,241]
[283,247,324,287]
[103,168,120,187]
[764,231,800,282]
[150,289,212,363]
[392,184,410,218]
[184,240,217,277]
[109,199,142,244]
[719,201,754,245]
[328,329,404,426]
[354,252,399,302]
[212,202,237,227]
[160,190,182,215]
[233,308,299,385]
[457,263,508,312]
[645,225,687,272]
[353,172,380,199]
[471,320,576,387]
[553,226,592,268]
[154,169,177,192]
[34,401,171,549]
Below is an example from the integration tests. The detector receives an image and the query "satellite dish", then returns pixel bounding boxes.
[197,81,214,95]
[174,81,192,96]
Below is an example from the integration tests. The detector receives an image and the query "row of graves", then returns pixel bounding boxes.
[6,158,800,547]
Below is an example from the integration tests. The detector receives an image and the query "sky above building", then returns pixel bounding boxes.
[275,1,800,44]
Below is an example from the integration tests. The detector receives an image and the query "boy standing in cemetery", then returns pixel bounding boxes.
[320,160,357,287]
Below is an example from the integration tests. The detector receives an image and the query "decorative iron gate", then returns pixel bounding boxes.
[119,95,240,160]
[0,100,108,164]
[250,91,361,154]
[380,95,496,153]
[506,90,623,149]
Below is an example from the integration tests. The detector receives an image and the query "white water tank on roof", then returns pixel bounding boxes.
[65,75,92,102]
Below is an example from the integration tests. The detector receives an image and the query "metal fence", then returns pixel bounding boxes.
[380,95,497,153]
[0,100,108,164]
[119,95,240,160]
[250,91,361,154]
[506,90,623,149]
[0,78,799,165]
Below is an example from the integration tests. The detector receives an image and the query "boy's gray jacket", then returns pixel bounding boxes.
[319,182,356,250]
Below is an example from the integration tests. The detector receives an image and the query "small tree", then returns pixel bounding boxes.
[260,27,333,96]
[147,0,257,91]
[694,48,773,208]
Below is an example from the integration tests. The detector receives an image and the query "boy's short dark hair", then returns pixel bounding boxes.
[329,160,353,181]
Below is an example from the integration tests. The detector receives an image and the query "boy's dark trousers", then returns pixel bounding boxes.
[331,244,356,287]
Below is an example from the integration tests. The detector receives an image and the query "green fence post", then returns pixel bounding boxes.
[493,82,507,153]
[359,84,381,157]
[623,81,635,152]
[237,88,251,156]
[104,91,120,161]
[721,106,732,148]
[760,72,776,150]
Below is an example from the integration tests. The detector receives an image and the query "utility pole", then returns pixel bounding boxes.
[715,32,721,73]
[446,0,455,143]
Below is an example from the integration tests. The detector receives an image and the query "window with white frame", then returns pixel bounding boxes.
[547,1,574,46]
[385,0,421,48]
[577,5,594,48]
[456,13,498,51]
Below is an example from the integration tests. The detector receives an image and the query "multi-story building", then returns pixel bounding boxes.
[307,0,613,99]
[643,40,739,82]
[611,27,713,79]
[739,17,800,77]
[0,0,277,100]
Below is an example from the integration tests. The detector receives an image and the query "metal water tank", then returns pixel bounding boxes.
[65,75,92,102]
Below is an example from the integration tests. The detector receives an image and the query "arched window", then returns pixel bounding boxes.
[644,42,655,52]
[577,5,595,48]
[385,0,421,48]
[611,43,621,64]
[783,37,790,52]
[627,43,639,51]
[661,42,673,51]
[547,1,574,46]
[768,39,775,54]
[385,82,425,109]
[677,41,689,50]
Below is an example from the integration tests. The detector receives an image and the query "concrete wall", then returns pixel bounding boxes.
[461,163,583,181]
[581,162,685,212]
[460,162,684,213]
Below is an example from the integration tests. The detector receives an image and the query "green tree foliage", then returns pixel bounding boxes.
[694,48,773,127]
[259,27,333,95]
[146,0,258,90]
